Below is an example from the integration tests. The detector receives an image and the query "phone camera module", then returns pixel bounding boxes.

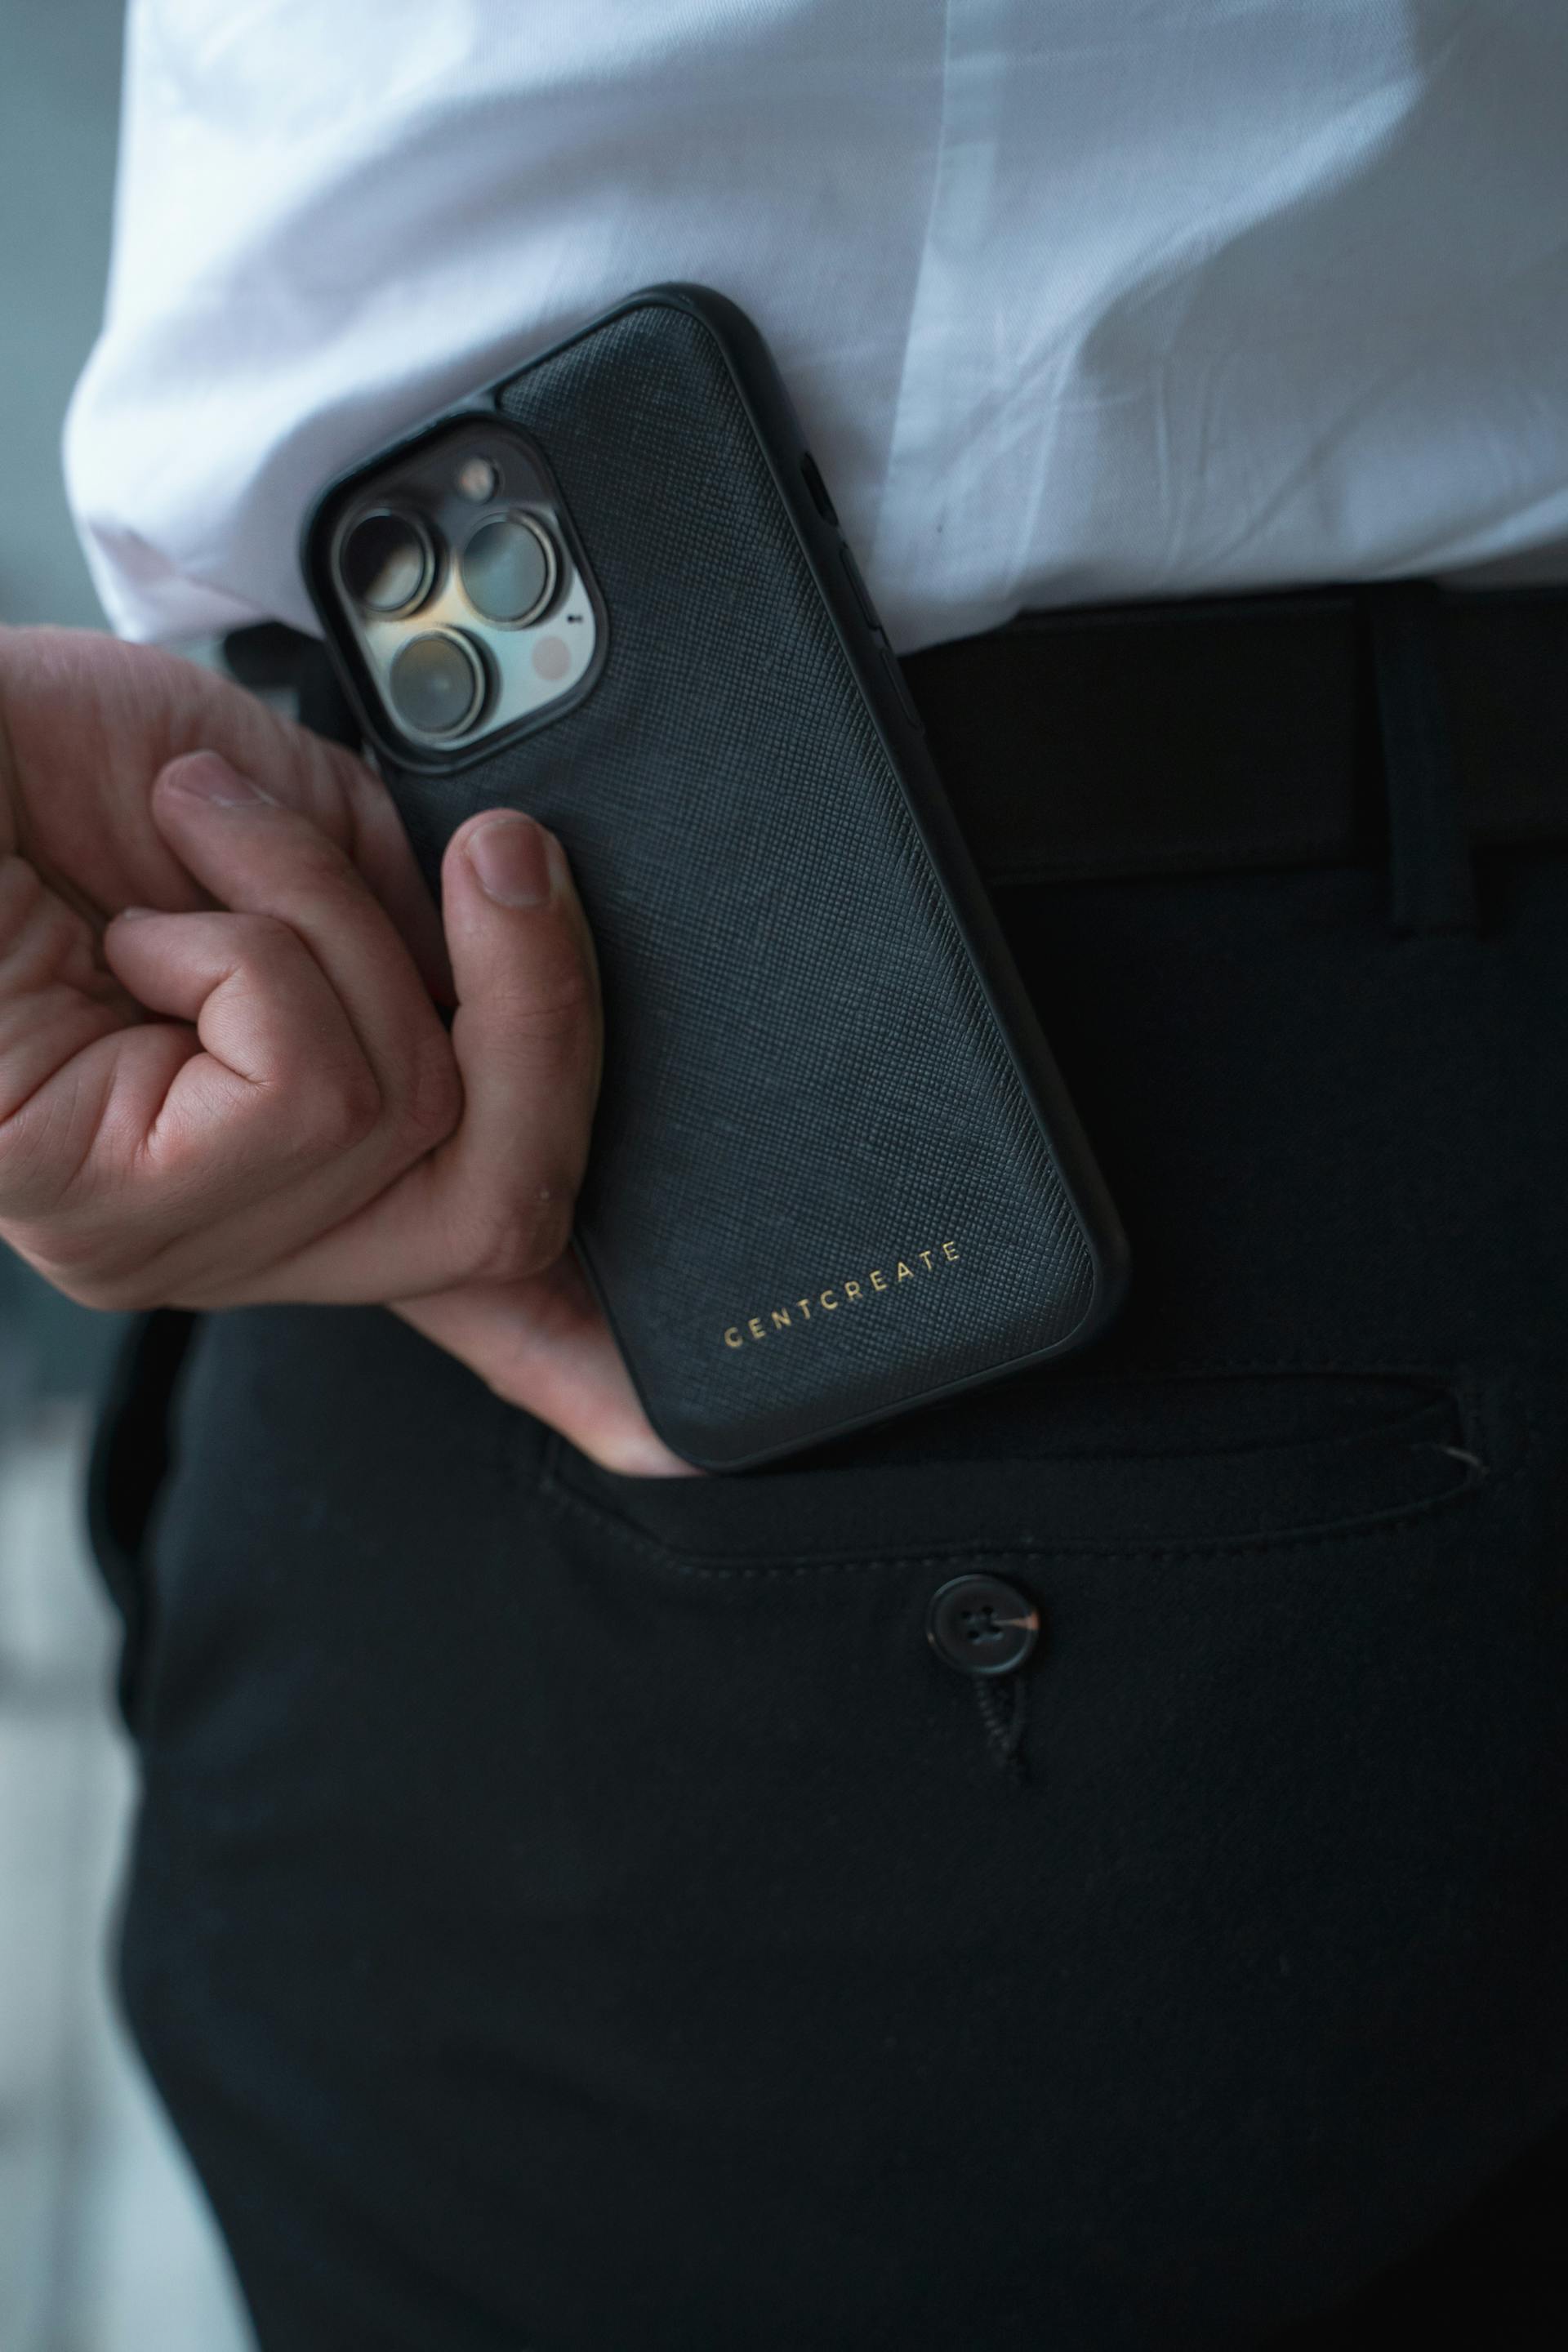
[460,512,558,626]
[389,629,488,737]
[330,418,601,756]
[341,509,436,616]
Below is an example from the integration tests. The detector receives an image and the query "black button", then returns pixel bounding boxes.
[926,1575,1040,1677]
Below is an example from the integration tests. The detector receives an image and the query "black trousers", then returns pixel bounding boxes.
[92,597,1568,2349]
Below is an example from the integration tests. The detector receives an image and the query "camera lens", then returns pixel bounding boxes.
[388,630,487,737]
[341,510,434,615]
[460,512,557,625]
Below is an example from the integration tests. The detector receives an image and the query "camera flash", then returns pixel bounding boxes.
[456,456,499,502]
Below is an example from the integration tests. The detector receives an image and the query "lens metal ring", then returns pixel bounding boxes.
[459,510,559,627]
[387,629,488,738]
[340,507,437,617]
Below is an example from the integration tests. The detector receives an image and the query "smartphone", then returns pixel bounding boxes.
[302,286,1127,1471]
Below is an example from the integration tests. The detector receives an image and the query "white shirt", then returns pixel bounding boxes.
[65,0,1568,656]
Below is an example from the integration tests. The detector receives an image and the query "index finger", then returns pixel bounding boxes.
[0,627,450,999]
[149,751,452,1127]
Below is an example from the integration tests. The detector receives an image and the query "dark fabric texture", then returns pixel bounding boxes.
[95,601,1567,2350]
[1363,581,1478,935]
[902,580,1568,885]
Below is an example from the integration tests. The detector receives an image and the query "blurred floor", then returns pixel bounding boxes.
[2,2,254,2342]
[0,1409,251,2352]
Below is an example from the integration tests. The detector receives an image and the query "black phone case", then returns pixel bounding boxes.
[303,287,1128,1471]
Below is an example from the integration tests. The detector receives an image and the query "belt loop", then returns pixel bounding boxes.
[1362,581,1477,934]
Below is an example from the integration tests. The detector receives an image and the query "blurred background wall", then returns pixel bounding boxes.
[1,5,254,2343]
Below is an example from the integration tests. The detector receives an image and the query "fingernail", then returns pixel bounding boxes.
[160,752,271,807]
[115,906,157,922]
[466,813,555,908]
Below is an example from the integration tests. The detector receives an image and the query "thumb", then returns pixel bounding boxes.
[227,808,603,1305]
[433,808,604,1276]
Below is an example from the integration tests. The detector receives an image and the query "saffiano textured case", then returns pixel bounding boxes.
[304,287,1128,1471]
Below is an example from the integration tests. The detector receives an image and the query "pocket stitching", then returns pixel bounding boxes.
[536,1377,1494,1579]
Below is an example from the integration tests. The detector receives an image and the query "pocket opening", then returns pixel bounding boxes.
[541,1368,1488,1570]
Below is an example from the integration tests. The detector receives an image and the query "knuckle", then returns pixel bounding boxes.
[296,1060,383,1155]
[510,998,594,1062]
[392,1040,462,1155]
[497,949,598,1047]
[461,1183,575,1285]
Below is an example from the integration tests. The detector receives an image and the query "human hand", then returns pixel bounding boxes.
[0,626,690,1475]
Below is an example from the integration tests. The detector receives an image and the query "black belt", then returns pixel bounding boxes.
[902,579,1568,902]
[233,576,1568,919]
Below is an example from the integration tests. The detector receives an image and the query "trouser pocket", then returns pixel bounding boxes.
[114,1305,1568,2351]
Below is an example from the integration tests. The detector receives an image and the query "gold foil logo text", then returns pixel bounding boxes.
[723,1240,960,1352]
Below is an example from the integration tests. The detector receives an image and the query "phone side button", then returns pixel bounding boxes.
[880,643,926,733]
[840,541,881,630]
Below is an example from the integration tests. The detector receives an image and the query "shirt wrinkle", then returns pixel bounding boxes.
[65,0,1568,650]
